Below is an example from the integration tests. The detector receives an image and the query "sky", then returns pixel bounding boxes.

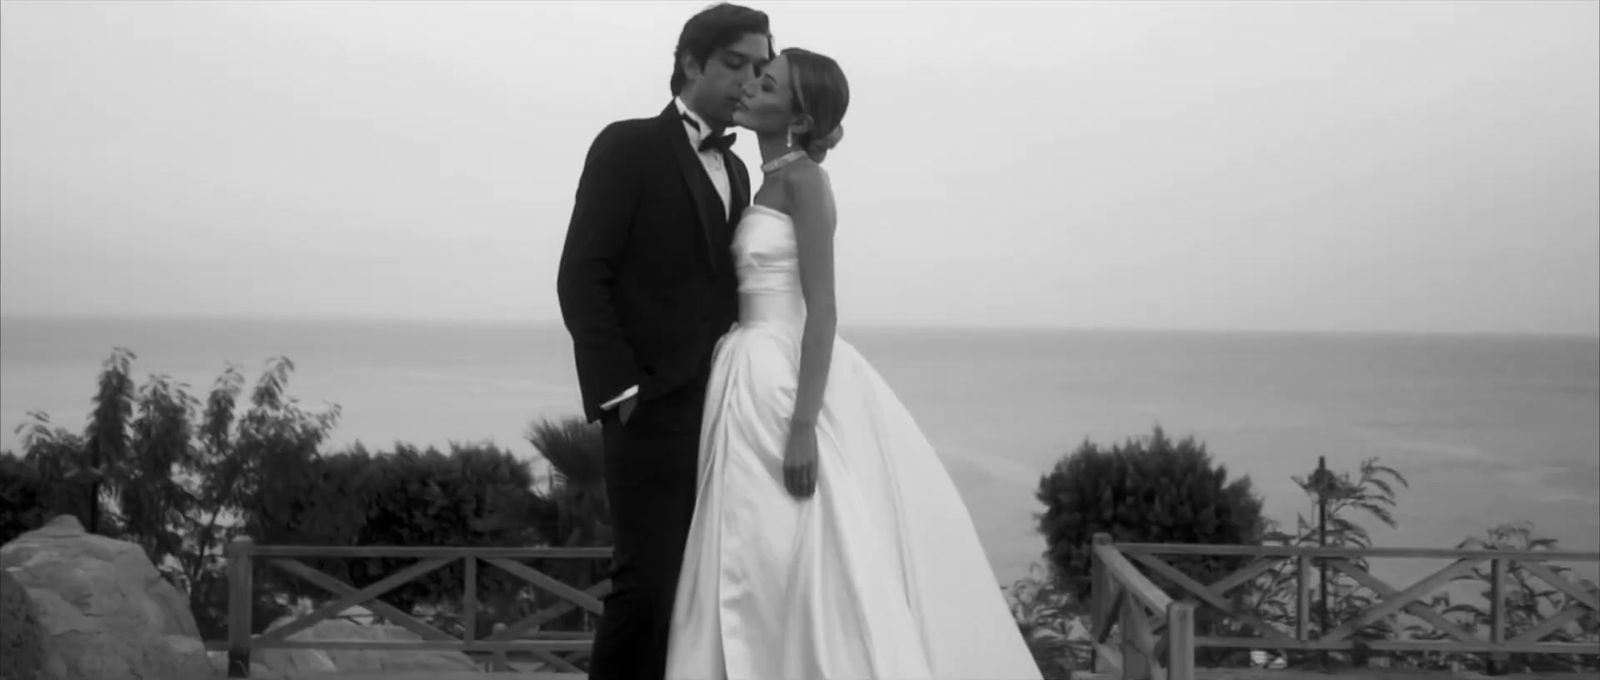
[2,0,1596,336]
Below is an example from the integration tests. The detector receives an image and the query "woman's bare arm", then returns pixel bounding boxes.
[786,163,838,432]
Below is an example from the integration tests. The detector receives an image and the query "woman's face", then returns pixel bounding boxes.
[733,54,798,136]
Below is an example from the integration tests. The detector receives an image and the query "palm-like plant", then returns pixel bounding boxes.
[522,417,611,636]
[1240,457,1410,668]
[460,416,612,662]
[1290,457,1408,546]
[525,417,610,549]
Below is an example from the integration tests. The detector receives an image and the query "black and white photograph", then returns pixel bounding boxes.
[0,1,1596,679]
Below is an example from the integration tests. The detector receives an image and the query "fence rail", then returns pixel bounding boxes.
[1092,534,1199,680]
[1089,534,1600,679]
[220,537,613,678]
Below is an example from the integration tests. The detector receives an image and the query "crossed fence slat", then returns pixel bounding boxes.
[1091,534,1198,680]
[221,537,613,678]
[216,535,1599,679]
[1090,535,1600,679]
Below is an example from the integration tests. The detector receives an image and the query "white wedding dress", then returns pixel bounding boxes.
[664,204,1042,680]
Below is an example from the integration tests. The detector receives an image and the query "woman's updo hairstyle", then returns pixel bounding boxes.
[783,47,849,163]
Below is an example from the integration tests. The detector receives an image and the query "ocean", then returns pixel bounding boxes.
[2,315,1596,588]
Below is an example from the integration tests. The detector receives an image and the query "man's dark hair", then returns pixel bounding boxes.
[670,3,773,95]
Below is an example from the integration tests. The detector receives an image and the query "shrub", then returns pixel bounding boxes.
[1409,522,1600,674]
[1,418,100,545]
[3,348,618,648]
[243,441,546,625]
[1006,562,1089,679]
[1035,426,1267,603]
[0,452,53,546]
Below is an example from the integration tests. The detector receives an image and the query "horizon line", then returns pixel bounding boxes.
[2,311,1596,342]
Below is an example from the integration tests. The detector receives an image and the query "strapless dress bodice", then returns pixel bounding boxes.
[732,204,805,328]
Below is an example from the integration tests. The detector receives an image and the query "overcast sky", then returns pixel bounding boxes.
[2,0,1596,336]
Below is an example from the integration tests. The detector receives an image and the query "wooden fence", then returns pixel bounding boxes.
[215,535,1599,679]
[221,537,612,678]
[1092,534,1199,680]
[1090,532,1600,679]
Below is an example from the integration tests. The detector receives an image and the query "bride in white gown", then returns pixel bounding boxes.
[664,47,1042,680]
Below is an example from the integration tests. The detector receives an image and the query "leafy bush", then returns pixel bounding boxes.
[1006,563,1089,679]
[1218,461,1598,673]
[244,441,548,632]
[0,347,619,654]
[0,450,60,546]
[283,418,612,660]
[2,418,101,544]
[0,353,339,639]
[1029,432,1596,674]
[1035,426,1267,603]
[1034,427,1268,670]
[1407,522,1600,674]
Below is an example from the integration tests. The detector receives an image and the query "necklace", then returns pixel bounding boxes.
[761,150,808,174]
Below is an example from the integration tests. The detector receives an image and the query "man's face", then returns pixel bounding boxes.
[685,32,772,128]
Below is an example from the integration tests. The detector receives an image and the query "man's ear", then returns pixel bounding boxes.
[680,53,703,83]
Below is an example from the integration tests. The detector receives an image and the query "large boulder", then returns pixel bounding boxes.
[0,515,212,680]
[1,568,49,680]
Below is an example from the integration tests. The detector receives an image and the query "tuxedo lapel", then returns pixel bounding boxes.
[660,105,724,273]
[723,149,749,226]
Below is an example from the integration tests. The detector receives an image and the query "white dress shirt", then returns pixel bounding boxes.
[674,96,733,219]
[600,98,734,412]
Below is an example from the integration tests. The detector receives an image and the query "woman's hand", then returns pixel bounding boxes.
[783,424,819,499]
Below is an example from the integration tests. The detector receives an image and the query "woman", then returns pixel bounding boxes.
[665,47,1042,680]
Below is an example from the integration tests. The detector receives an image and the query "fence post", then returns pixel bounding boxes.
[227,536,255,678]
[1488,556,1507,675]
[1315,455,1330,671]
[463,555,479,645]
[1166,600,1196,680]
[1091,533,1113,673]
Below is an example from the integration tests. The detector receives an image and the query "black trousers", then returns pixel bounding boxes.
[588,381,705,680]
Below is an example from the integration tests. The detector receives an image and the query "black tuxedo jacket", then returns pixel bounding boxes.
[557,103,749,422]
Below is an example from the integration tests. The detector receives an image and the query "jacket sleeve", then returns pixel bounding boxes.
[556,123,643,419]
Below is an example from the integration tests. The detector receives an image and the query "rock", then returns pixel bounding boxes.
[1,568,47,680]
[207,651,290,680]
[0,515,212,680]
[255,615,478,674]
[249,661,285,680]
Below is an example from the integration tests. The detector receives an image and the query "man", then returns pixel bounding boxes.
[555,4,773,679]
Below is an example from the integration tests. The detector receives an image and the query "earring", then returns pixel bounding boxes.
[786,129,795,148]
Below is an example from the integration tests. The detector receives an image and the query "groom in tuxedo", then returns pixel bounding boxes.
[556,4,772,679]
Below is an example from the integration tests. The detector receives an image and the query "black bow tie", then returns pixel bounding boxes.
[699,132,737,153]
[681,111,736,153]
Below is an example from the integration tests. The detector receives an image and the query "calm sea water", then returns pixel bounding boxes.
[3,315,1596,586]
